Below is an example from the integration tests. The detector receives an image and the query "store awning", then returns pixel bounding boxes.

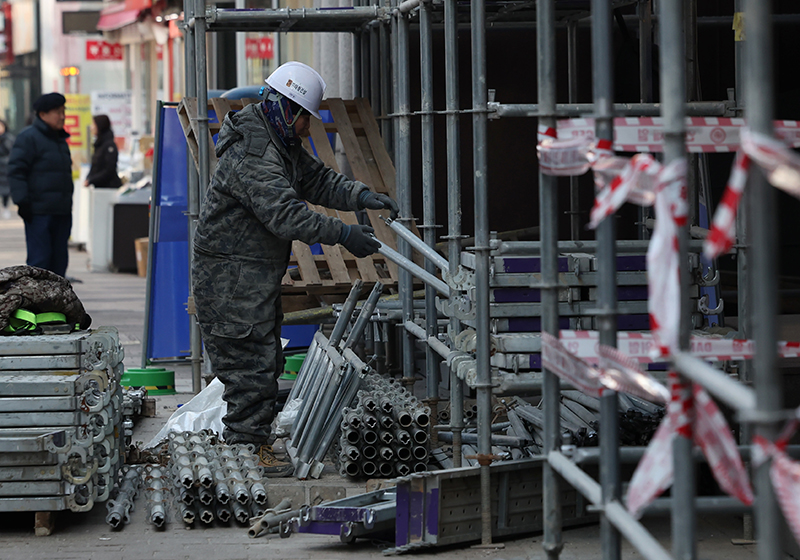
[97,3,142,31]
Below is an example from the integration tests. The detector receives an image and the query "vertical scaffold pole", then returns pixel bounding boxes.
[444,0,464,467]
[591,1,621,559]
[419,0,440,435]
[393,6,415,394]
[746,1,782,559]
[538,0,562,558]
[659,1,695,558]
[470,0,493,546]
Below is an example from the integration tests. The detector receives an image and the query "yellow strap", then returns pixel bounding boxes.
[35,312,67,325]
[3,309,37,333]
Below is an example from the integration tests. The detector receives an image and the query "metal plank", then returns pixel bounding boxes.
[0,396,77,413]
[0,496,68,512]
[0,374,81,396]
[0,411,82,428]
[0,481,67,496]
[0,465,61,482]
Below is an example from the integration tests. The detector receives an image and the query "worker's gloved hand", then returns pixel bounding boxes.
[17,202,32,222]
[339,224,380,258]
[359,191,399,220]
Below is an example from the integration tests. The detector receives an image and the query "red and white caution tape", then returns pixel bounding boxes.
[588,154,660,229]
[741,128,800,199]
[541,332,604,398]
[752,414,800,547]
[558,330,800,362]
[704,129,800,260]
[626,374,753,518]
[598,344,670,404]
[647,160,688,358]
[703,151,750,260]
[555,117,800,153]
[626,373,691,517]
[692,386,754,506]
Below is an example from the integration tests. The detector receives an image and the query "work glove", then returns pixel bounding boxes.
[339,224,381,258]
[359,191,399,220]
[17,202,32,222]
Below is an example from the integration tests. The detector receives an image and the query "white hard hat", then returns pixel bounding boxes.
[265,62,326,119]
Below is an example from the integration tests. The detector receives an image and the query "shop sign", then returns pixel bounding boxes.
[245,37,273,59]
[86,40,123,61]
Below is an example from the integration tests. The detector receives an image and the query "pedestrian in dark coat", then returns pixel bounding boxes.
[0,120,15,219]
[84,115,122,189]
[8,93,73,277]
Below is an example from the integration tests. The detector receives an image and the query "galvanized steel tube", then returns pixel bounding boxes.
[746,1,782,559]
[376,242,450,296]
[388,219,450,272]
[659,1,695,558]
[331,281,365,348]
[470,0,492,546]
[443,0,464,469]
[537,0,562,557]
[592,0,621,558]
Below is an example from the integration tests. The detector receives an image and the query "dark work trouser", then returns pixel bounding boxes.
[25,214,72,277]
[192,251,286,446]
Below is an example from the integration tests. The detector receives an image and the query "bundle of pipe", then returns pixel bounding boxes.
[105,465,142,529]
[166,430,268,526]
[287,281,385,479]
[143,465,170,529]
[334,372,432,478]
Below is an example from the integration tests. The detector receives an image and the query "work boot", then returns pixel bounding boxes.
[257,445,294,477]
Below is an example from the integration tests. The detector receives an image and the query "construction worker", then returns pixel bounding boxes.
[191,61,398,476]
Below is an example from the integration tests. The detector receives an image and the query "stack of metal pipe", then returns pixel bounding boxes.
[105,465,142,529]
[287,281,384,479]
[121,387,146,448]
[166,429,268,526]
[334,372,431,478]
[0,327,125,514]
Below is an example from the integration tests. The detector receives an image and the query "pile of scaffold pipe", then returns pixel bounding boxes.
[287,281,385,479]
[333,373,432,478]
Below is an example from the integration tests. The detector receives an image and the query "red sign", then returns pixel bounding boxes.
[86,40,123,61]
[245,37,274,60]
[0,3,12,65]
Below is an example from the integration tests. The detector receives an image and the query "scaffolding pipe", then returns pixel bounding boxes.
[387,219,450,272]
[746,1,783,559]
[205,6,384,28]
[489,101,731,118]
[403,321,452,360]
[444,0,464,468]
[183,0,203,391]
[469,0,492,545]
[591,1,621,558]
[658,1,696,558]
[537,0,562,558]
[393,5,416,395]
[376,241,450,296]
[494,239,708,255]
[548,452,672,560]
[566,19,580,240]
[671,352,757,412]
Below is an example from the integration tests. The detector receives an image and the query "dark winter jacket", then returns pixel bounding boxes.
[86,129,122,189]
[0,265,91,333]
[192,102,369,327]
[193,102,368,263]
[8,116,72,215]
[0,132,15,198]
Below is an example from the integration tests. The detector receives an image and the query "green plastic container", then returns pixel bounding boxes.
[121,367,176,395]
[280,353,306,381]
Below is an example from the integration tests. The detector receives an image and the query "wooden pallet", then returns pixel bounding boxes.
[178,96,427,303]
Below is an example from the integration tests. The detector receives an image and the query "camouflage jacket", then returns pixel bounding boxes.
[193,102,368,264]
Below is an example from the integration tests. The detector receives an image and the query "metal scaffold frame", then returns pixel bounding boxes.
[183,0,789,557]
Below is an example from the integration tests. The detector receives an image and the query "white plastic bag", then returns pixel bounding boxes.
[274,397,302,438]
[145,378,227,449]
